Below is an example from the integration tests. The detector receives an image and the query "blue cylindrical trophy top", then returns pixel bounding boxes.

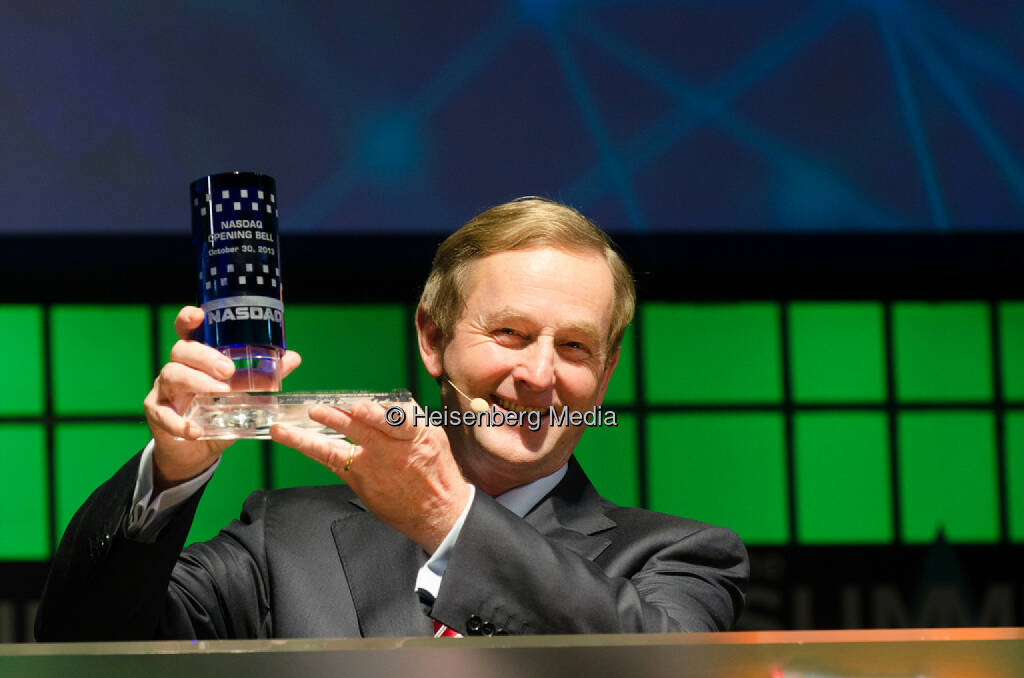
[191,172,285,351]
[192,172,286,391]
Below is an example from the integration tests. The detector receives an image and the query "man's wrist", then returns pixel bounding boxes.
[129,440,219,541]
[151,447,217,496]
[416,483,476,600]
[420,482,474,555]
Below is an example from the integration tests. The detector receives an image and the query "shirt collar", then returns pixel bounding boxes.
[494,463,568,518]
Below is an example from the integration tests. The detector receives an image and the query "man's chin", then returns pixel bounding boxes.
[474,426,549,457]
[472,423,579,463]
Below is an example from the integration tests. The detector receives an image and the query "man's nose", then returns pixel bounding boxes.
[513,338,556,390]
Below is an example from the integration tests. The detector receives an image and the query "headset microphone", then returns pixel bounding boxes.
[445,378,490,413]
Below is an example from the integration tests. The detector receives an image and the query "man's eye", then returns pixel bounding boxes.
[560,341,592,358]
[494,328,525,344]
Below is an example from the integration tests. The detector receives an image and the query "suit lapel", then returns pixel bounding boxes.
[331,502,434,638]
[523,458,615,561]
[331,458,614,637]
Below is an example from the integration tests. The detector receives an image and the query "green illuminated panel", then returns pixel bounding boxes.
[158,304,191,363]
[163,304,409,392]
[602,326,636,406]
[1001,302,1024,400]
[54,422,151,541]
[186,440,264,545]
[893,303,992,401]
[0,305,45,416]
[415,360,442,410]
[574,414,638,507]
[794,412,892,543]
[643,304,781,404]
[283,305,408,392]
[898,412,998,543]
[647,413,788,544]
[271,442,343,488]
[790,303,885,403]
[52,306,152,414]
[1006,412,1024,541]
[0,425,48,559]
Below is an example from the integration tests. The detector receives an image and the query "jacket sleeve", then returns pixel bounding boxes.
[35,452,273,641]
[428,493,748,635]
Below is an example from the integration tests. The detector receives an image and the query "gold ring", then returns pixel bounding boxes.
[343,444,356,472]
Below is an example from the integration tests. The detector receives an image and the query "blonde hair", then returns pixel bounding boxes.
[419,197,635,362]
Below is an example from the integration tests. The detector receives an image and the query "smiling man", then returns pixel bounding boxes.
[423,246,618,497]
[36,197,748,641]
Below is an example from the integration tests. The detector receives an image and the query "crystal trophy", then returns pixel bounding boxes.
[183,391,413,440]
[183,171,411,439]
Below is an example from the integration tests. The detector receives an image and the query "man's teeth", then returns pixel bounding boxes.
[494,396,545,414]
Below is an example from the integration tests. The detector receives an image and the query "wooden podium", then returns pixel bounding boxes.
[3,628,1022,677]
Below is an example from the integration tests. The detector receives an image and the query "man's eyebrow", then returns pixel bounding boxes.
[476,309,531,326]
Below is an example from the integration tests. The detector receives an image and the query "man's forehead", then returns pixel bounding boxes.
[463,243,612,303]
[461,246,613,291]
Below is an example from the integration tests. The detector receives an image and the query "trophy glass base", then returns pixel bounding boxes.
[220,345,283,392]
[182,390,413,440]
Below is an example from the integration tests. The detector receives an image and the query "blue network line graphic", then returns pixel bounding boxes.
[1,0,1021,233]
[291,0,1023,231]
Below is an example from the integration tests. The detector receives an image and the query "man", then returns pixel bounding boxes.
[35,197,747,640]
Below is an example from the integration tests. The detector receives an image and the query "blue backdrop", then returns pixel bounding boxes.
[2,0,1022,234]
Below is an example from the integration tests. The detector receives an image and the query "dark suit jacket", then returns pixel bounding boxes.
[35,453,748,641]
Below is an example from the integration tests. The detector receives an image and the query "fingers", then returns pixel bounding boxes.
[144,383,203,440]
[280,350,302,379]
[158,361,231,402]
[274,401,423,481]
[270,424,356,475]
[170,340,236,380]
[308,402,415,449]
[174,306,205,341]
[172,307,301,384]
[345,401,421,440]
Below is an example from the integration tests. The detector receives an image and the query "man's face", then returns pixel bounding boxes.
[418,246,619,496]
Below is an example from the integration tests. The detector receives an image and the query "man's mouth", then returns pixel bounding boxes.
[492,395,547,414]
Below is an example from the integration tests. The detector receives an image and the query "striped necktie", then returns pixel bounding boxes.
[432,621,462,638]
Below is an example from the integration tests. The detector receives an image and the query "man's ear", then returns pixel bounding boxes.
[595,344,621,405]
[415,306,445,378]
